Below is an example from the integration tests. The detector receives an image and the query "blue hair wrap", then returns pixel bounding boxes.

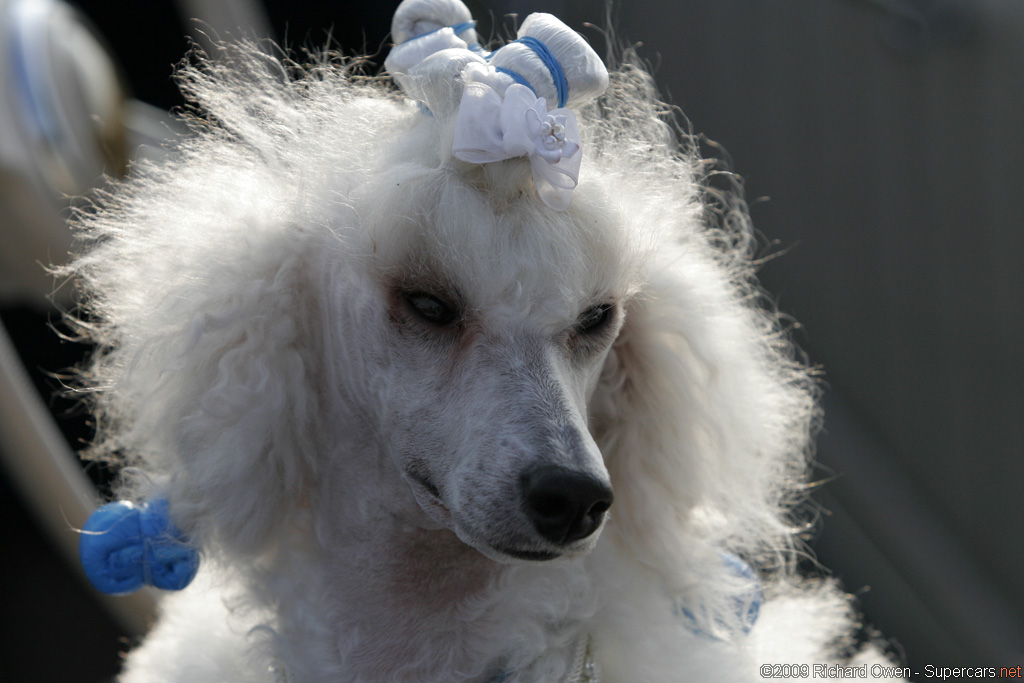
[79,499,199,595]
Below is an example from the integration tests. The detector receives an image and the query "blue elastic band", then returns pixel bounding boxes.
[494,66,534,93]
[400,20,477,44]
[511,35,569,108]
[448,20,476,38]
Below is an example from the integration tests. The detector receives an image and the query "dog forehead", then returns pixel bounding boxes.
[365,174,639,319]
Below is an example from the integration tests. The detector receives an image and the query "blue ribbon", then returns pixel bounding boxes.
[79,499,200,595]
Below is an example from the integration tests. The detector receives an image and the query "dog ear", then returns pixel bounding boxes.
[160,235,325,558]
[589,247,817,590]
[78,222,323,559]
[166,242,321,557]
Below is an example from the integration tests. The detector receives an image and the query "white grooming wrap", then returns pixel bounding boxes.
[386,27,471,76]
[401,48,488,118]
[385,0,483,111]
[385,0,608,210]
[488,13,608,109]
[389,0,477,45]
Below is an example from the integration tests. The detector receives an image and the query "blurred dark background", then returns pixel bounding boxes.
[1,1,1021,680]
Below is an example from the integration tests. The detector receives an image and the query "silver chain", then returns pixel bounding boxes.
[564,633,600,683]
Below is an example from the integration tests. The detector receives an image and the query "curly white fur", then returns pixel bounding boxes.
[66,36,904,683]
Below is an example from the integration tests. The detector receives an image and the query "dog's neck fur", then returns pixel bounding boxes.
[265,525,597,682]
[256,440,601,682]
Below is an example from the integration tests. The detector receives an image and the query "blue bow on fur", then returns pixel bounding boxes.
[79,498,199,595]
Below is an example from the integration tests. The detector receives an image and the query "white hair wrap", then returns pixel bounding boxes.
[389,0,478,45]
[384,0,608,210]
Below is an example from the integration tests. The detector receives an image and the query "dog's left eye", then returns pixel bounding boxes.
[575,303,613,334]
[406,292,458,326]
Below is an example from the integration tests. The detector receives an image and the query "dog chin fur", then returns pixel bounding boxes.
[66,42,905,682]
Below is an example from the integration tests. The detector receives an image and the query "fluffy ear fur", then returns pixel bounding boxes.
[583,59,819,630]
[72,210,324,556]
[65,38,450,557]
[63,45,394,557]
[590,251,816,568]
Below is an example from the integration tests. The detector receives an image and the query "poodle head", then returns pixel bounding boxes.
[316,163,646,562]
[71,28,815,592]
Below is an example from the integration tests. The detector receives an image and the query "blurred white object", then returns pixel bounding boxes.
[0,0,195,307]
[0,0,273,641]
[0,0,129,305]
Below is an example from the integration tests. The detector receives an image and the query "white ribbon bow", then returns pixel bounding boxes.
[452,77,582,211]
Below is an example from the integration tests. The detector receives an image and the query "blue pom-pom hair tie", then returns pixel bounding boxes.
[79,498,200,595]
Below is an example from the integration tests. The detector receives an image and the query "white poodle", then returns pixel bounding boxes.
[68,1,907,681]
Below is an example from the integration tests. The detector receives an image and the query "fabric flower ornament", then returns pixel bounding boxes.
[453,75,583,212]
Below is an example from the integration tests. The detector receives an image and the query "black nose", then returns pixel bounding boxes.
[521,466,614,545]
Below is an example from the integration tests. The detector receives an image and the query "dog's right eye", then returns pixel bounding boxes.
[575,303,613,335]
[405,292,458,326]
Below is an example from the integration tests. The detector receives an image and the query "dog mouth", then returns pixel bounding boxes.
[409,471,441,499]
[405,471,453,527]
[491,546,562,562]
[404,470,568,563]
